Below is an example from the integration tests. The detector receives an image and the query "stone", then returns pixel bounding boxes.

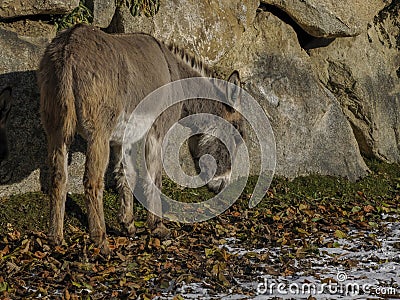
[309,2,400,162]
[0,0,79,19]
[261,0,387,37]
[86,0,116,28]
[108,0,259,64]
[217,11,369,180]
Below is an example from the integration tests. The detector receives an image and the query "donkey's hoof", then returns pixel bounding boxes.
[124,222,136,237]
[48,233,63,246]
[119,212,136,237]
[151,223,170,239]
[99,240,111,256]
[101,245,111,256]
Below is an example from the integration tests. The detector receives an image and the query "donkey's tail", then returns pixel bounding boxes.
[37,27,77,143]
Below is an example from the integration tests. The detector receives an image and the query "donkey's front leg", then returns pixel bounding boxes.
[47,136,69,245]
[84,135,110,254]
[145,178,170,238]
[112,144,136,236]
[145,135,170,238]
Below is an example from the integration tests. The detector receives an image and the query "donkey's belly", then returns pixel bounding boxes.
[110,113,128,145]
[110,111,154,146]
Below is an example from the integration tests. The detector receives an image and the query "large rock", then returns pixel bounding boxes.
[108,0,259,64]
[86,0,115,28]
[1,0,396,197]
[0,0,79,19]
[217,11,369,180]
[309,2,400,162]
[261,0,387,37]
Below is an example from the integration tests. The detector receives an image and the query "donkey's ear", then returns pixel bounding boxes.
[0,87,12,122]
[226,71,241,108]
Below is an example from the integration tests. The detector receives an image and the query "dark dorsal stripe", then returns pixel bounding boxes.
[167,44,214,78]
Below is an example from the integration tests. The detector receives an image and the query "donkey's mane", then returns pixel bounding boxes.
[167,44,214,78]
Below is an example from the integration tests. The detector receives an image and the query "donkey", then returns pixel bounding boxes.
[0,87,12,163]
[38,24,244,254]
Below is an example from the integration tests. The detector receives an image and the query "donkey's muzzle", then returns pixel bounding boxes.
[207,174,230,193]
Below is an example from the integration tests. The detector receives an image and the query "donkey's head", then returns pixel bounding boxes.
[188,71,245,193]
[0,87,12,163]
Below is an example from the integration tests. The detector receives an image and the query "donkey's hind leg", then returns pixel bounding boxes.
[47,134,70,246]
[145,134,170,238]
[84,134,110,254]
[112,144,136,236]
